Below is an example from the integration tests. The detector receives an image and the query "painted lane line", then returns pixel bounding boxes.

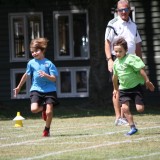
[111,152,160,160]
[1,126,160,147]
[17,135,160,160]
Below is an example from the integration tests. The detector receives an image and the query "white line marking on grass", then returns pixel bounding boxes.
[0,138,52,148]
[111,152,160,160]
[17,135,160,160]
[0,137,7,140]
[24,141,93,146]
[0,126,160,148]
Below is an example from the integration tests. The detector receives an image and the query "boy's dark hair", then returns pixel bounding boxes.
[113,37,128,51]
[30,38,49,53]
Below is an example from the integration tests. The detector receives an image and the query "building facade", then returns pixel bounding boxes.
[0,0,159,108]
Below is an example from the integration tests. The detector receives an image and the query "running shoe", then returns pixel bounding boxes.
[115,118,129,126]
[125,128,138,136]
[43,130,50,137]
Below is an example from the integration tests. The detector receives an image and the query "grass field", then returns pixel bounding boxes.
[0,105,160,160]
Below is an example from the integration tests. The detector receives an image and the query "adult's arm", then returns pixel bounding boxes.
[105,40,114,72]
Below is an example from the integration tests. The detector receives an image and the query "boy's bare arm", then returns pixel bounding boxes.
[112,75,119,98]
[140,68,155,91]
[13,73,28,97]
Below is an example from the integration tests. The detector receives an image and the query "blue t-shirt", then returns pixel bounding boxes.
[26,58,58,93]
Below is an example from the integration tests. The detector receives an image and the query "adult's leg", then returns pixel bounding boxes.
[113,90,128,126]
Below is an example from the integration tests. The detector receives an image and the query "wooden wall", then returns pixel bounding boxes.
[130,0,160,102]
[0,0,159,107]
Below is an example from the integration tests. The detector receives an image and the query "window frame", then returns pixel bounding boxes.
[57,67,90,98]
[10,69,31,99]
[53,10,90,60]
[8,12,44,62]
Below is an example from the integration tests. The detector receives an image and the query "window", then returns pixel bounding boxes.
[10,69,31,99]
[53,10,89,60]
[53,10,90,98]
[57,67,90,97]
[9,13,44,62]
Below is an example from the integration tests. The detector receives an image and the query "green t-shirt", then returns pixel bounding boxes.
[113,54,145,90]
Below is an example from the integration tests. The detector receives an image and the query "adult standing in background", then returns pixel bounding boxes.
[104,0,142,125]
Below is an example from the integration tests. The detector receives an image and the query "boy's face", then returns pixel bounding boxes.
[114,45,126,59]
[30,48,44,60]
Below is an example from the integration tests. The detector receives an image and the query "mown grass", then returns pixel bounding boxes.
[0,105,160,160]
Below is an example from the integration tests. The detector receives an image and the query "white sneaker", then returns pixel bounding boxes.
[115,118,129,126]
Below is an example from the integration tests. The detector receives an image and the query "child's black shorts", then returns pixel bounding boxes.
[119,84,144,106]
[30,91,59,106]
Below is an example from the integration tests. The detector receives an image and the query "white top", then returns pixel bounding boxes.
[105,16,142,55]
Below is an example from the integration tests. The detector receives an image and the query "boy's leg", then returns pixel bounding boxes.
[30,91,43,113]
[121,101,134,125]
[45,103,53,128]
[113,90,121,120]
[31,103,43,113]
[136,104,144,113]
[122,102,138,136]
[43,103,53,137]
[42,103,47,121]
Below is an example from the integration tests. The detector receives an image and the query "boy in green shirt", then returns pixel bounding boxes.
[113,37,155,136]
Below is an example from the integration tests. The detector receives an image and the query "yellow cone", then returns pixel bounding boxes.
[14,120,23,127]
[13,112,25,127]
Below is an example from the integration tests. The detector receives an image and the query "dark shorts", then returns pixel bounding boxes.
[119,84,144,106]
[30,91,59,106]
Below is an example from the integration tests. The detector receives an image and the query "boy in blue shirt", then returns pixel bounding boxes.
[14,38,59,137]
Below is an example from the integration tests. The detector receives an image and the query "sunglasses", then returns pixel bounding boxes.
[117,8,130,13]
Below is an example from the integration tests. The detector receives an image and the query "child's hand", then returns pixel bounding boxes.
[146,81,155,92]
[38,71,47,77]
[13,87,20,97]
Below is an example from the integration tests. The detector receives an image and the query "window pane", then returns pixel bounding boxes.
[28,15,41,40]
[60,71,71,93]
[58,16,70,56]
[73,13,88,58]
[13,18,25,58]
[15,73,26,94]
[28,15,42,59]
[76,71,87,92]
[9,13,43,62]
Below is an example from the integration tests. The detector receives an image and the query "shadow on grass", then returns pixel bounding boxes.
[53,133,90,137]
[0,98,160,120]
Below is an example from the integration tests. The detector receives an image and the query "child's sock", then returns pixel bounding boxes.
[130,124,136,129]
[45,126,50,131]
